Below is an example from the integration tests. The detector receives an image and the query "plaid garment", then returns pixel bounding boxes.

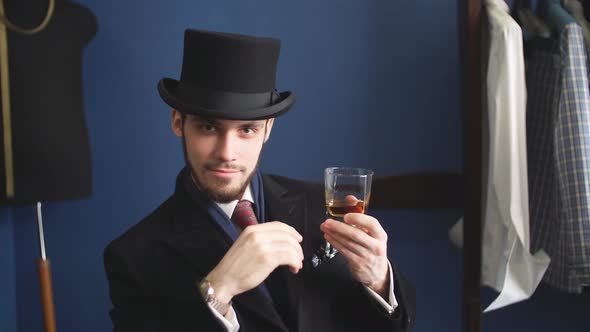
[526,23,590,293]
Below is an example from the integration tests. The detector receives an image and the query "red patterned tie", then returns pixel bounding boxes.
[231,200,258,230]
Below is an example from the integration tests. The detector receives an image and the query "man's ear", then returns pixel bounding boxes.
[171,109,183,137]
[264,118,275,143]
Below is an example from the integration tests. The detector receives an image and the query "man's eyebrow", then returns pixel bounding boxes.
[193,116,219,126]
[239,121,265,128]
[193,117,264,128]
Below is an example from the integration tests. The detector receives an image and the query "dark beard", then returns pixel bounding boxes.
[194,165,255,203]
[181,138,257,203]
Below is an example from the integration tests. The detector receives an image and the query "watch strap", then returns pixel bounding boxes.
[198,278,232,315]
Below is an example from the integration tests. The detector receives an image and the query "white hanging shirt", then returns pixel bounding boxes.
[449,0,550,312]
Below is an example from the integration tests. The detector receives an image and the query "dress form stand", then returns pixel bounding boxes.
[0,1,97,331]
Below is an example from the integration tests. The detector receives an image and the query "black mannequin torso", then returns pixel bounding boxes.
[0,0,97,204]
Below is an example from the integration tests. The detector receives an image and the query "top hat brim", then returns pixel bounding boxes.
[158,78,295,120]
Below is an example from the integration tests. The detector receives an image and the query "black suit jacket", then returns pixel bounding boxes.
[104,171,416,331]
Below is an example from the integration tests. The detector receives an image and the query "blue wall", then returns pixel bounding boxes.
[1,0,588,331]
[0,210,16,332]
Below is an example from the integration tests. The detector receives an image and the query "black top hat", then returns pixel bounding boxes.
[158,29,295,120]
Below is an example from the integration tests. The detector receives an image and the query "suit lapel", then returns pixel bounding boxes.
[163,196,231,276]
[162,182,289,332]
[263,175,306,238]
[263,175,308,332]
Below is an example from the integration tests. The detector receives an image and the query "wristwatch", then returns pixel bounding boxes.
[198,277,231,315]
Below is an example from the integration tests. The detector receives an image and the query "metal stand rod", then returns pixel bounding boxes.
[37,202,46,260]
[36,202,57,332]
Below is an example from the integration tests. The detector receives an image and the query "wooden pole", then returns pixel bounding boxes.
[37,202,57,332]
[458,0,483,331]
[38,259,57,332]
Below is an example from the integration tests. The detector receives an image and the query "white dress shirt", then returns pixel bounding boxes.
[205,185,398,331]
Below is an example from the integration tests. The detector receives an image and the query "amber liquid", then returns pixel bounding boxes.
[327,200,366,217]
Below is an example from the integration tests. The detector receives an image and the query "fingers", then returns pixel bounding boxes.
[239,224,304,274]
[320,218,387,257]
[323,232,367,259]
[321,217,390,290]
[213,222,305,297]
[273,247,304,274]
[342,213,388,242]
[261,243,304,274]
[344,195,359,205]
[246,221,303,242]
[242,229,304,260]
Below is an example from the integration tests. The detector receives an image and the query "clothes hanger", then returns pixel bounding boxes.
[514,0,552,38]
[562,0,590,53]
[538,0,576,33]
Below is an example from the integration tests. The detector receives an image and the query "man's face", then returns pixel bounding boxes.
[172,110,274,203]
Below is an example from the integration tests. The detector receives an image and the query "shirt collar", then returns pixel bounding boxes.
[485,0,509,13]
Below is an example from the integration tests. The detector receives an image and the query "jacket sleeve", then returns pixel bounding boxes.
[387,264,416,331]
[103,244,227,332]
[354,261,416,331]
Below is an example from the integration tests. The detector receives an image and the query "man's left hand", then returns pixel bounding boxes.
[320,213,390,298]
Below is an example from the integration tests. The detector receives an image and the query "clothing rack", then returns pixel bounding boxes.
[372,1,483,331]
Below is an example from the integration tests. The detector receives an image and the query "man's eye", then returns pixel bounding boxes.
[241,128,255,134]
[201,124,216,132]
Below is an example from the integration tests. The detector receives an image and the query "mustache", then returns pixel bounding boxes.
[204,162,247,172]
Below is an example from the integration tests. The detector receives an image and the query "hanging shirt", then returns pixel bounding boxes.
[449,0,551,311]
[450,0,550,312]
[526,8,590,293]
[479,0,551,311]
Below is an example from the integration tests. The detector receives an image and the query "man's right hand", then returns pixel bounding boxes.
[204,221,304,304]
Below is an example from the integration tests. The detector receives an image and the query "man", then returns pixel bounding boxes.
[104,29,416,332]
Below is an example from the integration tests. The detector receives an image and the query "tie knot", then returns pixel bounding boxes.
[231,200,258,230]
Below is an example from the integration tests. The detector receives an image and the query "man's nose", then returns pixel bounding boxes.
[214,132,238,162]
